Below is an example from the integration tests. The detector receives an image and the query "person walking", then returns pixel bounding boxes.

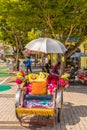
[40,56,45,72]
[44,55,50,73]
[51,61,61,75]
[25,56,32,74]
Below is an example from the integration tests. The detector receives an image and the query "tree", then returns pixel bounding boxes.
[0,0,87,69]
[0,0,33,69]
[28,28,41,41]
[28,0,87,58]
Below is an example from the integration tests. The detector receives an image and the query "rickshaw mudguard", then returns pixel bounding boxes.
[15,89,23,108]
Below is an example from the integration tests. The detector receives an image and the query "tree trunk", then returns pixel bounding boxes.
[14,34,19,71]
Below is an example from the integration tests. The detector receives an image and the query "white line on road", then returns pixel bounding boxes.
[0,77,10,85]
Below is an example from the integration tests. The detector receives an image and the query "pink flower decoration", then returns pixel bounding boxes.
[47,75,52,84]
[27,83,32,94]
[15,78,22,84]
[47,75,59,84]
[65,80,69,85]
[59,78,65,86]
[48,84,56,94]
[51,79,57,84]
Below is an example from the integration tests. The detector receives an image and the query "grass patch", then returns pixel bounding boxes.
[0,72,10,77]
[0,66,8,70]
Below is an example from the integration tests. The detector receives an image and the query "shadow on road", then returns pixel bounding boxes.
[61,102,87,128]
[66,84,87,94]
[20,102,87,130]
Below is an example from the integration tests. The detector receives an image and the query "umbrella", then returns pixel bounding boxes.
[25,38,67,54]
[71,52,86,58]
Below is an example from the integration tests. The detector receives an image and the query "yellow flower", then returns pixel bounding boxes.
[17,72,22,77]
[61,73,70,81]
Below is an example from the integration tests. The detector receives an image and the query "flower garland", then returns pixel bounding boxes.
[59,73,70,91]
[15,71,25,88]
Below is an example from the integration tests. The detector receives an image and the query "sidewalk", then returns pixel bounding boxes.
[0,82,87,130]
[0,61,87,130]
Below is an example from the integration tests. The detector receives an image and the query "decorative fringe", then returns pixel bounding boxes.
[16,108,55,116]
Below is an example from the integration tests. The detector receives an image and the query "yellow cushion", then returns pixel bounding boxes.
[31,81,47,95]
[28,74,39,81]
[37,72,49,81]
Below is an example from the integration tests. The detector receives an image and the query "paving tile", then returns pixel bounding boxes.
[0,61,87,130]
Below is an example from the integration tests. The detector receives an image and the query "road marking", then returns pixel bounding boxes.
[0,77,10,85]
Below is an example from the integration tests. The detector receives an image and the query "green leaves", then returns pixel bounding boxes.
[0,0,87,58]
[28,28,41,41]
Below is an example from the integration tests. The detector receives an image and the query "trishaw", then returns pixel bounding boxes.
[15,72,63,129]
[15,37,68,128]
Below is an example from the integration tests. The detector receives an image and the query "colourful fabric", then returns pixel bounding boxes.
[24,99,54,109]
[25,94,53,100]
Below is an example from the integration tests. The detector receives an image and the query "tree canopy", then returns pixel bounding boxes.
[0,0,87,58]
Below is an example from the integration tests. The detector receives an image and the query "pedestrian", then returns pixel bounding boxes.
[44,55,50,73]
[51,61,61,75]
[40,56,45,72]
[19,60,25,72]
[25,56,32,74]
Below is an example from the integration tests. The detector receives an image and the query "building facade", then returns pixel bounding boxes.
[79,39,87,68]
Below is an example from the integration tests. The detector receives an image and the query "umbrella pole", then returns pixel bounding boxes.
[60,54,65,76]
[51,53,53,67]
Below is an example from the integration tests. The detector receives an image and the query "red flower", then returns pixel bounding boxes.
[15,78,22,84]
[20,71,25,77]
